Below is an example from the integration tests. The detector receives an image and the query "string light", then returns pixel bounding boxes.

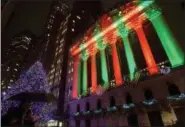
[1,61,56,124]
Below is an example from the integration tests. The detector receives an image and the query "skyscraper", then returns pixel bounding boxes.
[64,1,185,126]
[1,31,36,91]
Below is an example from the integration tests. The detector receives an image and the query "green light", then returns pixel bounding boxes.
[100,50,109,87]
[145,6,184,67]
[81,50,89,95]
[93,22,109,87]
[112,14,137,80]
[82,60,87,95]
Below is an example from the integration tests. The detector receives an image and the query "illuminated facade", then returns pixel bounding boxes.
[64,1,185,127]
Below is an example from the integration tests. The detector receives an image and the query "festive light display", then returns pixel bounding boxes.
[112,13,137,80]
[1,61,56,124]
[107,106,117,112]
[144,5,184,68]
[122,103,135,109]
[143,99,158,106]
[94,109,102,114]
[71,0,184,99]
[167,93,185,101]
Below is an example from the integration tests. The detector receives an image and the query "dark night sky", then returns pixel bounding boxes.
[2,0,185,56]
[2,0,53,55]
[1,0,123,54]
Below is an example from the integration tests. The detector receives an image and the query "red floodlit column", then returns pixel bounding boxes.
[91,52,97,93]
[111,43,123,86]
[72,56,79,99]
[135,25,158,75]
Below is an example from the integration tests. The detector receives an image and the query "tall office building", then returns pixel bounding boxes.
[64,1,185,126]
[54,1,103,124]
[41,0,70,73]
[1,31,36,91]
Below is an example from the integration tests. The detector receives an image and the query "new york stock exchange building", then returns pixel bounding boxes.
[63,1,185,126]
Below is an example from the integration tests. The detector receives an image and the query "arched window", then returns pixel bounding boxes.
[125,92,133,104]
[167,82,181,96]
[144,89,154,100]
[86,102,90,111]
[110,96,116,107]
[77,104,80,112]
[97,99,101,109]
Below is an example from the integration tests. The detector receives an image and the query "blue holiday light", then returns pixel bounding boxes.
[1,61,56,124]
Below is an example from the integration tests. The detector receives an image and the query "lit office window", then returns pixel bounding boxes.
[59,48,63,53]
[57,59,61,64]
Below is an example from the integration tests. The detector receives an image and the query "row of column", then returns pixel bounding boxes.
[72,5,184,99]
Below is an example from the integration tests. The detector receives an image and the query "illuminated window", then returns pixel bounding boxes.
[51,68,55,73]
[16,63,19,66]
[6,67,10,71]
[72,20,75,23]
[77,16,81,20]
[50,75,54,79]
[60,38,64,43]
[10,79,13,82]
[72,28,74,32]
[55,52,58,56]
[57,59,61,64]
[14,68,18,71]
[59,43,63,48]
[49,82,52,85]
[71,68,73,72]
[59,48,63,53]
[62,29,67,35]
[59,122,63,127]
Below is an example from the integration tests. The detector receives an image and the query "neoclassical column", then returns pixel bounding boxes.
[115,21,137,81]
[145,5,184,68]
[96,41,109,88]
[72,56,81,99]
[111,42,123,86]
[100,14,123,86]
[127,17,159,75]
[81,49,89,96]
[89,46,98,93]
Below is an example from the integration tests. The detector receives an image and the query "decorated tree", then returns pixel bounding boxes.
[1,61,57,123]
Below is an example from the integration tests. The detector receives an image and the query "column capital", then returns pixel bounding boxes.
[105,31,118,45]
[81,49,89,61]
[145,5,162,21]
[118,24,130,37]
[89,45,98,56]
[96,41,107,50]
[73,55,81,63]
[126,15,145,30]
